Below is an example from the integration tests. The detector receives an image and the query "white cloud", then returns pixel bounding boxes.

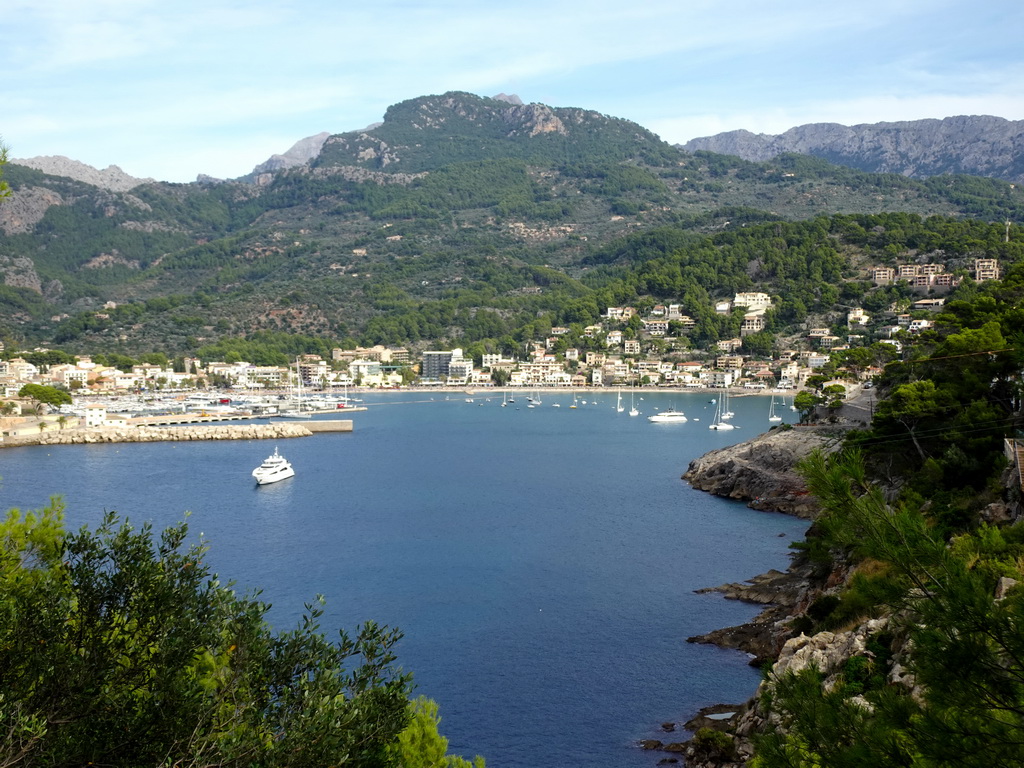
[3,0,1022,180]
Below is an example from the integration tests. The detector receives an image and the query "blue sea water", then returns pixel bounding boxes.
[1,390,807,767]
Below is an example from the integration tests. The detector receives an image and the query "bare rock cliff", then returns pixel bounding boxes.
[683,425,846,518]
[682,115,1024,184]
[250,132,331,175]
[12,156,154,190]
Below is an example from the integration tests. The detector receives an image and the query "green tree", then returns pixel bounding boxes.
[0,139,10,201]
[0,504,416,767]
[17,384,73,410]
[872,380,957,461]
[793,390,822,422]
[753,449,1024,768]
[393,697,486,768]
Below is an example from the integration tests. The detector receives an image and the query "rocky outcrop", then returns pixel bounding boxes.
[0,255,44,293]
[688,565,819,664]
[0,185,65,235]
[501,103,568,137]
[12,156,154,190]
[492,93,524,106]
[250,132,331,175]
[681,115,1024,184]
[683,425,846,518]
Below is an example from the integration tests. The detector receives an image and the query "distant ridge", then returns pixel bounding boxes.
[11,155,155,191]
[681,115,1024,184]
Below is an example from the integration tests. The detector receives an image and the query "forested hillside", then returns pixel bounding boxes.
[700,264,1024,767]
[1,92,1023,357]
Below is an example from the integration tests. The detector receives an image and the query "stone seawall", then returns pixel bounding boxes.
[2,422,313,447]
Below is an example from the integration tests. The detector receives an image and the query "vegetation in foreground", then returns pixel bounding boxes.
[0,504,484,767]
[746,263,1024,767]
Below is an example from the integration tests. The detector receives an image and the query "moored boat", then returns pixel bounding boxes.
[647,409,687,423]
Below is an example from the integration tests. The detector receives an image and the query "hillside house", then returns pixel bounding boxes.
[872,267,895,285]
[847,308,870,327]
[975,258,1000,282]
[733,292,773,311]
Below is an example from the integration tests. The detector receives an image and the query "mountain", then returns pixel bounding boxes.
[681,115,1024,184]
[249,132,332,177]
[9,156,155,191]
[1,91,1022,355]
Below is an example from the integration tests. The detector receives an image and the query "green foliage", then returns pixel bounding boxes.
[4,92,1024,355]
[0,505,416,767]
[196,331,340,366]
[393,697,486,768]
[17,383,72,408]
[793,390,822,422]
[690,727,735,762]
[755,450,1024,767]
[0,139,10,201]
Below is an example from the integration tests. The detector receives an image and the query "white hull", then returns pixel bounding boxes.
[252,448,295,485]
[648,410,687,423]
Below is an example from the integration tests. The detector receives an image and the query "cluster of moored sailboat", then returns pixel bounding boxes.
[486,388,794,430]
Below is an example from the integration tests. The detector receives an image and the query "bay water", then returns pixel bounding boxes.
[1,390,807,767]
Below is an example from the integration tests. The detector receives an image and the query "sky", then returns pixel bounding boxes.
[3,0,1023,183]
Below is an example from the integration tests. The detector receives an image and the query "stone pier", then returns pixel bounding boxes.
[1,420,351,448]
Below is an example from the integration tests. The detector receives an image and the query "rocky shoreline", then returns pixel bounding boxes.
[644,423,849,766]
[682,424,848,518]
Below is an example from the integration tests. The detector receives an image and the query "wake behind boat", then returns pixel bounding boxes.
[252,447,295,485]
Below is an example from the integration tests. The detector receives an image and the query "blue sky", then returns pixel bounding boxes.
[4,0,1023,183]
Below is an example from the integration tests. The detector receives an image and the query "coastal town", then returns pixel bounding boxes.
[0,267,977,443]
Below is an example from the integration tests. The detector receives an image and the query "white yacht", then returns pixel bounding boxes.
[252,447,295,485]
[647,409,687,423]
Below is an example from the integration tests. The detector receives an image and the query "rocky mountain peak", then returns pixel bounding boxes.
[250,132,331,176]
[11,156,155,191]
[681,115,1024,184]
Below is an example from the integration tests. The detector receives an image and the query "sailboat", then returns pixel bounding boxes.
[768,394,783,423]
[720,389,734,420]
[616,389,625,413]
[279,360,312,419]
[569,390,578,409]
[708,396,735,430]
[629,388,639,417]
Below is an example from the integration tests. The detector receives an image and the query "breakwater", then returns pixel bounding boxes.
[2,420,352,447]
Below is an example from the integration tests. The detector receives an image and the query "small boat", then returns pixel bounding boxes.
[647,409,687,423]
[252,447,295,485]
[278,408,311,419]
